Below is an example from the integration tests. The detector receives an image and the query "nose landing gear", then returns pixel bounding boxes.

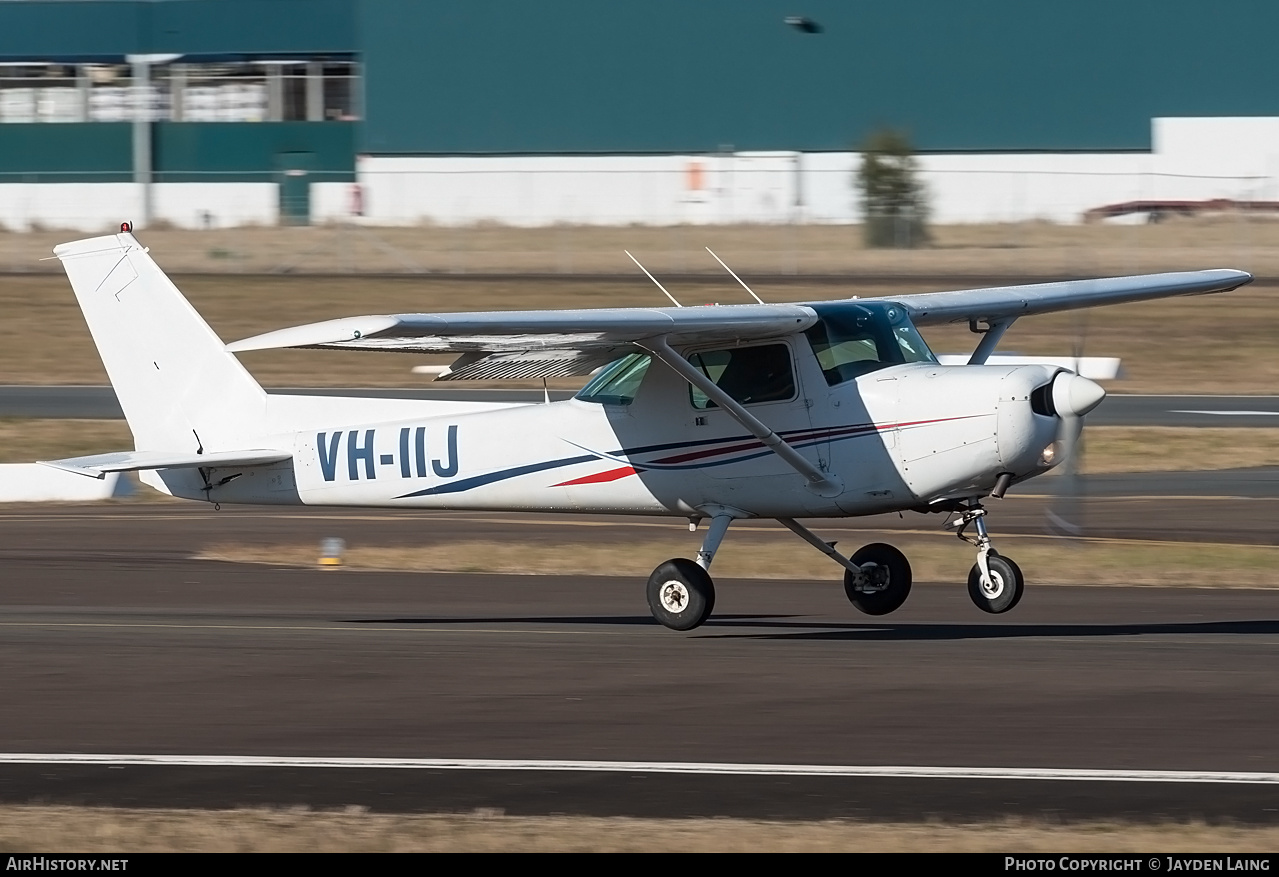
[949,502,1025,613]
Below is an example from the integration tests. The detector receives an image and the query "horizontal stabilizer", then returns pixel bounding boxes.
[39,448,291,479]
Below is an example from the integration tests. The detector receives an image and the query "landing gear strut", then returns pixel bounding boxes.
[778,518,913,616]
[646,508,738,631]
[949,502,1024,613]
[645,500,1026,629]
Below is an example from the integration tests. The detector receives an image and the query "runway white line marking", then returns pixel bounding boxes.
[0,754,1276,784]
[1169,410,1279,417]
[1119,395,1279,400]
[0,622,630,637]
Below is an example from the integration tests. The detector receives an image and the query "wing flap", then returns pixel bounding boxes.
[40,449,291,479]
[437,348,625,381]
[891,269,1253,325]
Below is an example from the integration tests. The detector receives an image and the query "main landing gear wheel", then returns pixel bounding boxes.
[647,558,716,631]
[967,553,1025,614]
[845,543,912,616]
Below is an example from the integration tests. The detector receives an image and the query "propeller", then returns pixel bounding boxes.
[1044,367,1106,537]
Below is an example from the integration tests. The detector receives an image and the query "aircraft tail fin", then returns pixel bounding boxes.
[54,230,267,453]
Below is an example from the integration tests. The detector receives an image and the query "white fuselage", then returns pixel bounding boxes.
[145,344,1063,521]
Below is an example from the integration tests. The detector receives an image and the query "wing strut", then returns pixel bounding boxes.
[967,318,1017,365]
[640,336,843,498]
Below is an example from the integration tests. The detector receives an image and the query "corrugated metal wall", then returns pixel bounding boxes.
[0,123,355,183]
[0,0,355,57]
[358,0,1279,154]
[2,1,1278,160]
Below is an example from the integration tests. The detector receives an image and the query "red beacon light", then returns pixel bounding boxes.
[119,221,132,233]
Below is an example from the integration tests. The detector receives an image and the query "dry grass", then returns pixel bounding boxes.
[0,419,131,463]
[196,534,1279,588]
[1,806,1277,852]
[1,217,1276,276]
[1071,427,1279,474]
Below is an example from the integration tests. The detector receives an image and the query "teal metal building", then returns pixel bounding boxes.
[1,0,1276,221]
[359,0,1279,154]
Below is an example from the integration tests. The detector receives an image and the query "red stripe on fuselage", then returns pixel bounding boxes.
[550,415,979,487]
[553,466,638,487]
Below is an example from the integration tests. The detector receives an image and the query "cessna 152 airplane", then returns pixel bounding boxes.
[41,226,1252,630]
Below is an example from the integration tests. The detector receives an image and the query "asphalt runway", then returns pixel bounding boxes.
[2,504,1278,820]
[4,385,1279,427]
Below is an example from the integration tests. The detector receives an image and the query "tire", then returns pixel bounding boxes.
[844,543,912,616]
[967,553,1025,614]
[647,558,716,631]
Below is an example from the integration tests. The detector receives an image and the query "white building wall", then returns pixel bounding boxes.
[0,182,278,232]
[1155,117,1279,180]
[355,119,1273,227]
[152,183,278,228]
[0,182,139,232]
[0,117,1273,230]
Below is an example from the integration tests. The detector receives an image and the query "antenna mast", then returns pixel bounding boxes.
[625,250,683,307]
[706,247,765,304]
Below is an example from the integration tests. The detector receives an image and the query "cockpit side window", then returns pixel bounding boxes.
[687,343,796,409]
[805,302,936,386]
[575,352,652,405]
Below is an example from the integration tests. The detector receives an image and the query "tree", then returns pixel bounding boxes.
[855,129,930,248]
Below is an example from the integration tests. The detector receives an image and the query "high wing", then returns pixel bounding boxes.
[225,269,1252,380]
[891,269,1252,325]
[226,304,819,380]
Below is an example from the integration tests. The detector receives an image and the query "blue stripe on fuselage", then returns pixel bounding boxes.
[393,422,883,499]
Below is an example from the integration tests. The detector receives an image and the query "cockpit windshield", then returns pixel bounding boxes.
[804,301,936,386]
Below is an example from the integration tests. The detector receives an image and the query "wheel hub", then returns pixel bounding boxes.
[659,580,690,613]
[981,572,1005,599]
[854,562,889,593]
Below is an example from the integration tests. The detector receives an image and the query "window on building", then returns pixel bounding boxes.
[0,57,360,124]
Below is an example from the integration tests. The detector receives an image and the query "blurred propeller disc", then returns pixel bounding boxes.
[1045,407,1085,537]
[1043,347,1105,539]
[1045,308,1103,538]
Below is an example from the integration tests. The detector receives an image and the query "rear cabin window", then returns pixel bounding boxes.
[687,344,796,409]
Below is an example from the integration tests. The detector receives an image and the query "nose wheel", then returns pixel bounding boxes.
[950,502,1025,614]
[966,551,1024,613]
